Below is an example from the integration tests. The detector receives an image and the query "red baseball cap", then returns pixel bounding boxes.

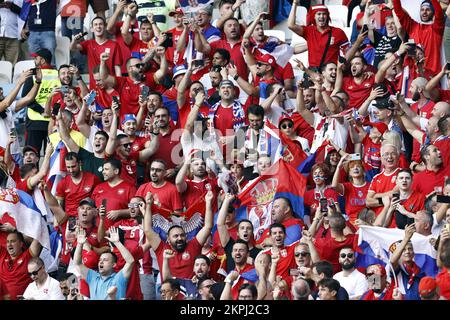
[256,53,276,68]
[418,277,437,297]
[169,8,185,16]
[278,114,294,128]
[368,122,388,135]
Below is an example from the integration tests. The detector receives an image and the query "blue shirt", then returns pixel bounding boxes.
[86,269,129,300]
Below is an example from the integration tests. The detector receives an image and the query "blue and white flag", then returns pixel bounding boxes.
[0,188,50,249]
[356,225,438,277]
[47,140,64,196]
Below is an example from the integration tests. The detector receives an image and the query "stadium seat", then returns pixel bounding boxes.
[264,30,286,42]
[0,61,13,83]
[324,0,343,4]
[328,5,348,27]
[55,36,71,68]
[296,5,308,25]
[290,32,307,46]
[273,19,293,43]
[13,60,35,83]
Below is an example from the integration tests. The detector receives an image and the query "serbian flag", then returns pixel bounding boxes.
[47,141,65,196]
[0,188,50,249]
[236,160,307,240]
[356,225,438,277]
[152,192,206,242]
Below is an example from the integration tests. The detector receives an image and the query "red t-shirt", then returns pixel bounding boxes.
[55,172,101,217]
[154,237,202,279]
[95,87,120,109]
[15,178,32,195]
[212,104,238,137]
[368,168,400,215]
[114,75,159,116]
[262,242,298,282]
[112,242,144,300]
[302,25,348,68]
[362,135,382,171]
[130,135,150,154]
[0,247,32,300]
[210,39,249,80]
[412,167,450,197]
[434,137,450,168]
[231,263,256,300]
[135,181,183,217]
[91,180,137,229]
[182,177,217,209]
[314,234,356,274]
[341,182,369,225]
[342,73,376,109]
[387,191,425,228]
[304,187,339,219]
[438,89,450,103]
[109,151,140,186]
[149,129,181,170]
[128,37,151,60]
[411,100,435,119]
[114,21,140,74]
[436,268,450,300]
[80,39,122,89]
[178,95,210,129]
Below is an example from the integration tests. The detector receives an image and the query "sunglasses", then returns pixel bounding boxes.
[131,63,144,69]
[281,123,293,129]
[121,143,132,148]
[340,253,354,259]
[256,62,268,67]
[295,252,310,257]
[28,266,43,276]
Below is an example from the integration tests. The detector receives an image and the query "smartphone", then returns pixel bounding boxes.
[446,62,450,71]
[9,128,17,138]
[30,68,37,75]
[68,216,77,231]
[86,90,97,106]
[102,199,107,208]
[406,39,416,57]
[338,56,346,64]
[319,198,328,213]
[436,195,450,204]
[392,192,400,201]
[372,0,385,4]
[60,85,69,95]
[193,59,205,67]
[141,85,150,98]
[112,95,120,108]
[161,33,173,48]
[445,223,450,232]
[362,24,369,33]
[289,268,300,276]
[349,153,361,161]
[52,102,61,116]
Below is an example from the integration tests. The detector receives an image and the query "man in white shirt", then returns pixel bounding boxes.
[333,247,368,300]
[23,257,65,300]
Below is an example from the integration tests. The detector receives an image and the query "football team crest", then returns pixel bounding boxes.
[0,188,19,204]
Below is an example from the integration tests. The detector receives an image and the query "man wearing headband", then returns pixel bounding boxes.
[288,2,348,70]
[393,0,445,75]
[360,264,401,300]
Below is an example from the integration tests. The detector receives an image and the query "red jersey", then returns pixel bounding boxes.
[165,28,186,66]
[341,182,369,225]
[438,89,450,103]
[114,76,158,116]
[210,39,249,80]
[91,180,137,229]
[302,25,348,68]
[0,247,32,300]
[55,172,101,217]
[342,73,376,109]
[412,167,450,197]
[393,0,444,75]
[231,263,256,300]
[130,135,150,154]
[362,135,382,170]
[80,39,122,89]
[368,168,400,215]
[95,87,120,109]
[112,243,144,300]
[135,181,183,217]
[314,234,356,274]
[434,137,450,168]
[387,191,425,228]
[436,268,450,300]
[114,21,140,74]
[304,187,339,219]
[182,177,217,209]
[110,151,140,186]
[148,128,181,170]
[411,99,435,119]
[15,178,32,195]
[262,242,298,281]
[212,104,238,137]
[154,237,202,279]
[178,96,210,129]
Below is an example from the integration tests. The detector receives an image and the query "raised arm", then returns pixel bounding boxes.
[70,32,84,52]
[216,193,234,248]
[99,51,117,88]
[105,227,135,279]
[216,0,245,29]
[0,69,33,113]
[389,223,415,270]
[358,86,385,118]
[301,230,320,264]
[288,0,304,37]
[97,204,107,243]
[345,29,369,62]
[58,111,80,153]
[106,0,127,35]
[161,249,175,281]
[425,64,447,102]
[195,191,215,246]
[375,42,408,84]
[14,69,42,112]
[138,134,159,162]
[143,192,162,250]
[74,228,90,279]
[153,46,169,83]
[75,98,91,138]
[228,63,258,97]
[243,12,267,40]
[175,158,190,194]
[193,26,211,55]
[331,155,348,195]
[40,181,68,226]
[184,94,203,134]
[176,22,189,53]
[27,143,54,189]
[105,102,119,156]
[120,4,136,46]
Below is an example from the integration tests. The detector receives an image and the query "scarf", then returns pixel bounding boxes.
[208,100,246,135]
[403,262,421,288]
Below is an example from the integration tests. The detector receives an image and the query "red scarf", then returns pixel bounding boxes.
[403,262,421,287]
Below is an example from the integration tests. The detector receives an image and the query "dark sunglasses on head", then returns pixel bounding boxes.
[28,266,42,276]
[281,122,293,129]
[295,252,310,257]
[340,253,354,259]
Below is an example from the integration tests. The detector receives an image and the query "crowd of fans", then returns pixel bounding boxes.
[0,0,450,301]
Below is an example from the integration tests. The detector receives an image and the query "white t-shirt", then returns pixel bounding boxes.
[0,101,20,155]
[23,275,65,300]
[310,113,349,154]
[333,269,369,300]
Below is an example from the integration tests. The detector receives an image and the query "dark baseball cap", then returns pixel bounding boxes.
[79,197,96,208]
[23,145,39,156]
[31,48,52,63]
[373,97,395,110]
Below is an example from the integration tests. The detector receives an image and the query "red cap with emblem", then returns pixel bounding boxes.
[255,53,277,68]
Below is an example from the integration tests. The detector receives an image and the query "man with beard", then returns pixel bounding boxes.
[55,152,101,217]
[409,78,435,120]
[0,231,42,300]
[333,247,368,300]
[91,158,137,230]
[100,47,168,117]
[336,55,377,110]
[135,159,183,216]
[288,3,348,71]
[217,194,261,273]
[206,66,223,106]
[74,226,135,300]
[71,16,122,88]
[176,154,218,209]
[143,190,214,284]
[393,0,445,75]
[197,17,249,81]
[196,278,215,300]
[105,104,159,185]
